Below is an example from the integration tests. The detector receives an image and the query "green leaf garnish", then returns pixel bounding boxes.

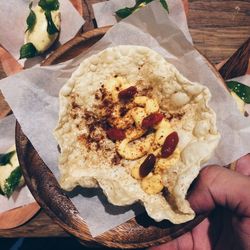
[26,2,36,32]
[145,0,154,4]
[38,0,59,11]
[3,167,22,198]
[116,7,134,18]
[159,0,169,13]
[116,0,169,19]
[227,80,250,104]
[0,188,4,196]
[19,43,38,59]
[45,10,59,35]
[0,151,15,166]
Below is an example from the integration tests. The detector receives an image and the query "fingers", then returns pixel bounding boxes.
[235,154,250,176]
[191,217,213,250]
[148,218,212,250]
[189,165,250,217]
[148,230,193,250]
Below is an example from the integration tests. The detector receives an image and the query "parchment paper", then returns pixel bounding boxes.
[231,75,250,86]
[0,1,250,236]
[92,0,193,43]
[0,115,35,213]
[0,0,84,66]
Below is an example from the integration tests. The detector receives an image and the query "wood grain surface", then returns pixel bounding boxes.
[0,210,67,237]
[0,0,249,240]
[188,0,250,63]
[219,37,250,80]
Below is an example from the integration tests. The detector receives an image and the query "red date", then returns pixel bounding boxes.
[142,113,164,129]
[139,154,156,178]
[162,187,169,197]
[161,131,179,158]
[118,86,137,101]
[106,128,125,141]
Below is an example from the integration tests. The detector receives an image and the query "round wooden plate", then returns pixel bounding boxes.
[16,27,215,248]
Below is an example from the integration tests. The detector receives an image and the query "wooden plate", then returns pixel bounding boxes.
[0,202,39,230]
[16,27,216,248]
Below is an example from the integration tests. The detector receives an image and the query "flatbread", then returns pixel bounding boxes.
[54,45,220,223]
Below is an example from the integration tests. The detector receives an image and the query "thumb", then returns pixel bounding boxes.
[188,165,250,217]
[235,154,250,176]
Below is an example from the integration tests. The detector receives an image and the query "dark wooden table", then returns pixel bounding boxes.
[0,0,249,238]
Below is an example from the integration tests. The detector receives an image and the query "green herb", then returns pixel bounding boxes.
[0,151,15,166]
[227,80,250,104]
[19,43,38,59]
[38,0,59,11]
[137,0,152,5]
[3,167,22,198]
[116,7,134,19]
[0,188,4,196]
[0,187,4,195]
[44,10,59,35]
[116,0,169,19]
[159,0,169,12]
[26,2,36,32]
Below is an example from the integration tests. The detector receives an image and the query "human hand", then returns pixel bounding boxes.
[149,155,250,250]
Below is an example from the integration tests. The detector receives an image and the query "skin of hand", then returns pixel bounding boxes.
[149,155,250,250]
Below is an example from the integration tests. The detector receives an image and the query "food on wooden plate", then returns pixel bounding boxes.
[0,145,24,198]
[227,80,250,116]
[54,46,220,223]
[20,0,61,59]
[116,0,169,19]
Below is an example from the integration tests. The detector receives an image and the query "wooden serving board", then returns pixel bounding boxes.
[15,27,229,249]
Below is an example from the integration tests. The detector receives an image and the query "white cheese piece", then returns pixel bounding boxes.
[231,91,245,114]
[0,145,21,193]
[193,120,210,137]
[170,92,190,107]
[0,164,15,191]
[25,6,61,53]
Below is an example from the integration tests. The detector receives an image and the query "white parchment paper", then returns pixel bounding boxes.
[231,75,250,86]
[92,0,193,43]
[0,0,84,66]
[0,115,35,213]
[0,1,250,236]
